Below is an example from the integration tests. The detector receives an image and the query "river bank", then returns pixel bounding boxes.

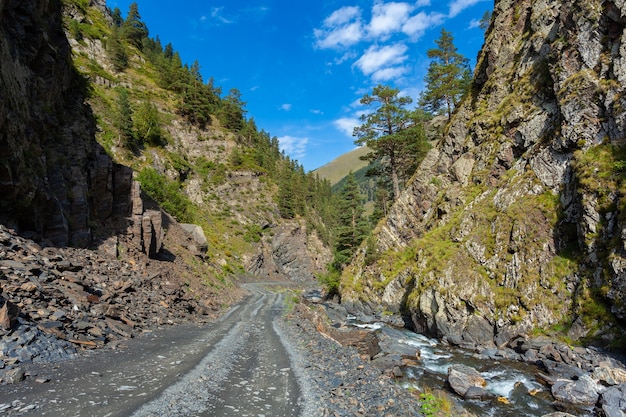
[293,289,626,417]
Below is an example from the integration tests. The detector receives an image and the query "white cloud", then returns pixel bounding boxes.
[314,6,364,49]
[334,51,358,65]
[415,0,431,6]
[281,104,292,111]
[210,7,233,24]
[325,6,361,26]
[468,18,481,29]
[354,43,408,76]
[278,136,308,160]
[334,117,360,137]
[448,0,487,18]
[371,66,409,81]
[402,11,445,39]
[368,2,412,38]
[310,109,323,115]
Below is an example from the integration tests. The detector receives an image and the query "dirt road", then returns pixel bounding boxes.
[0,283,308,416]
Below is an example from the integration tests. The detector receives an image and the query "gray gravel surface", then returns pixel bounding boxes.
[0,283,421,416]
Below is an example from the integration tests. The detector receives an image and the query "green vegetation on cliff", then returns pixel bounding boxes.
[61,0,336,283]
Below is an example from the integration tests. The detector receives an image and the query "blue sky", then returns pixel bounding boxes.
[106,0,492,171]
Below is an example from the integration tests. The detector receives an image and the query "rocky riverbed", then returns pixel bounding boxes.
[306,292,626,417]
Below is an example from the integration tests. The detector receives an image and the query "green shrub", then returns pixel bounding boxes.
[137,168,193,222]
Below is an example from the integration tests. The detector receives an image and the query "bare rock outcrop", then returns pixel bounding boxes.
[342,0,626,347]
[0,0,167,258]
[246,219,331,281]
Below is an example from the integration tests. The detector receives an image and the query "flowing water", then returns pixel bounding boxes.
[351,322,595,417]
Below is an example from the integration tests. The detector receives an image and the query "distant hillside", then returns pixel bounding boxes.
[314,146,370,185]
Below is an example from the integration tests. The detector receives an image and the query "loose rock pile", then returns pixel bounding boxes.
[0,225,223,384]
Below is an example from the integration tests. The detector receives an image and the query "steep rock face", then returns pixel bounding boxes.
[0,0,163,256]
[342,0,626,347]
[246,220,331,281]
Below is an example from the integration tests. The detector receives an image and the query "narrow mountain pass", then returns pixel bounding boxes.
[0,283,306,416]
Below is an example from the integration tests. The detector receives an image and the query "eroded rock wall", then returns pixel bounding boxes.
[246,220,332,281]
[342,0,626,348]
[0,0,162,256]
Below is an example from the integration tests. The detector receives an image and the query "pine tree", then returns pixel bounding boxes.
[277,161,296,219]
[114,88,134,148]
[333,172,368,269]
[220,88,246,131]
[134,101,163,146]
[121,2,148,50]
[178,60,218,128]
[111,7,123,27]
[107,28,128,72]
[354,84,428,200]
[420,28,471,120]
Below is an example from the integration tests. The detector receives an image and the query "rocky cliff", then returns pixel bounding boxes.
[0,0,166,257]
[342,0,626,349]
[246,219,332,281]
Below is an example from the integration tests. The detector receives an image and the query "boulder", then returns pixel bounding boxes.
[328,328,381,360]
[593,366,626,386]
[180,224,208,257]
[447,364,486,396]
[551,375,599,406]
[600,383,626,417]
[0,301,19,330]
[464,386,493,400]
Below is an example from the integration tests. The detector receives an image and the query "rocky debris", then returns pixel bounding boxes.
[0,301,18,330]
[601,383,626,417]
[447,364,487,397]
[279,302,476,417]
[464,385,493,400]
[594,366,626,386]
[0,225,225,385]
[551,374,599,405]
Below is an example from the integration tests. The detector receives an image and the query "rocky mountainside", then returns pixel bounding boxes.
[0,0,171,259]
[342,0,626,349]
[0,0,330,279]
[0,0,331,382]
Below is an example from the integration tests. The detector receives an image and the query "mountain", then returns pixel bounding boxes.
[314,146,370,186]
[0,0,332,286]
[341,0,626,349]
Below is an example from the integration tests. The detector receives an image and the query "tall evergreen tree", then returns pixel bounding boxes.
[277,161,296,218]
[121,2,148,49]
[220,88,246,131]
[420,28,471,120]
[354,84,429,200]
[333,172,368,268]
[107,28,128,72]
[111,7,123,27]
[114,88,134,148]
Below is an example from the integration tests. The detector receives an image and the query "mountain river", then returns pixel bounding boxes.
[351,320,595,417]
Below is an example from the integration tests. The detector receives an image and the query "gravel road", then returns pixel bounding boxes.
[0,283,315,416]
